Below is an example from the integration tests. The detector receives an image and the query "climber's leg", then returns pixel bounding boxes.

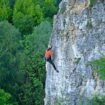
[46,58,59,72]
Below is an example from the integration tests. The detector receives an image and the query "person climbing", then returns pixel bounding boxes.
[45,45,59,73]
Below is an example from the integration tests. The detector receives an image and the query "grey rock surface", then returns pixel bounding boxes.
[45,0,105,105]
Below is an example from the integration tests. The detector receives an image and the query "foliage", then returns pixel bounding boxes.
[18,54,45,105]
[43,0,58,18]
[0,21,23,104]
[13,14,34,35]
[0,0,59,104]
[13,0,44,34]
[79,95,105,105]
[0,89,16,105]
[9,0,15,8]
[29,21,52,53]
[90,95,105,105]
[89,0,96,7]
[90,57,105,80]
[18,21,52,105]
[0,0,11,21]
[0,0,59,34]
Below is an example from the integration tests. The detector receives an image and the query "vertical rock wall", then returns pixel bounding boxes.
[45,0,105,105]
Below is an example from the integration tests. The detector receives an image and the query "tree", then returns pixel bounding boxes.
[19,21,52,105]
[0,89,16,105]
[9,0,15,8]
[0,0,11,21]
[13,0,44,35]
[0,21,23,103]
[43,0,58,18]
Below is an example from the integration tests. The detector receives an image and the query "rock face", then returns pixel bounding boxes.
[45,0,105,105]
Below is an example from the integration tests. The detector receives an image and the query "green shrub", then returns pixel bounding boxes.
[89,0,96,7]
[90,57,105,80]
[90,95,105,105]
[0,89,18,105]
[79,95,105,105]
[13,0,44,34]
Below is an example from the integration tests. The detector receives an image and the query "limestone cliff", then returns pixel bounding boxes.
[45,0,105,105]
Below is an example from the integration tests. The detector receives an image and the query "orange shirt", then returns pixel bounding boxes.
[45,49,53,58]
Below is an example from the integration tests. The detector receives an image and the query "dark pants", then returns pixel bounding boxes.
[46,57,58,72]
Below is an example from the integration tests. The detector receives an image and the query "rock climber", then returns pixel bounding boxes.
[45,45,59,73]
